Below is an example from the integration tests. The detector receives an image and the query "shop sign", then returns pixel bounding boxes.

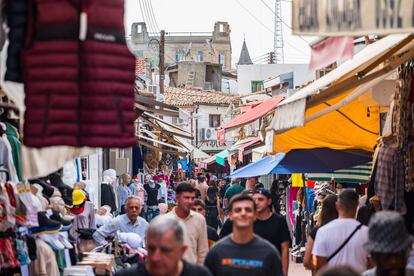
[292,0,414,36]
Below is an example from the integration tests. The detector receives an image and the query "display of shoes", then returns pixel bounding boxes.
[50,210,73,226]
[39,234,65,250]
[30,212,62,234]
[57,232,73,249]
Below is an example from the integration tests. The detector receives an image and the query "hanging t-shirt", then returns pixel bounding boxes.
[312,218,369,273]
[178,159,188,171]
[144,184,161,206]
[204,235,283,276]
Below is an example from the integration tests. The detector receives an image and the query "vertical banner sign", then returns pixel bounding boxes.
[292,0,414,36]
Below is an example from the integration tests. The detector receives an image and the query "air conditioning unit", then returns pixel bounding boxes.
[204,128,216,140]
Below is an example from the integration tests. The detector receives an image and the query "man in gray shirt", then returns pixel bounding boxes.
[93,196,149,247]
[205,193,282,276]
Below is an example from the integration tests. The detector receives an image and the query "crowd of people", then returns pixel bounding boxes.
[63,169,414,276]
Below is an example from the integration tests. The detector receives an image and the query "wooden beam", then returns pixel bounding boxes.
[135,94,178,111]
[137,140,187,156]
[308,44,414,109]
[357,34,414,78]
[135,103,179,117]
[137,134,189,152]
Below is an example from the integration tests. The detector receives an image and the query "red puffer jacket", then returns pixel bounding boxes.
[23,0,136,148]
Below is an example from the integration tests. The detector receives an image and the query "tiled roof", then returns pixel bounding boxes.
[164,87,239,106]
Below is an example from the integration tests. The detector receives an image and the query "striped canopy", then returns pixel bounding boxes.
[306,162,373,184]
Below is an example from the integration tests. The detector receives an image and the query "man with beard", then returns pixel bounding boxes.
[165,182,208,264]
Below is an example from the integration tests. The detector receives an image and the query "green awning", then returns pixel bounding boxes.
[306,162,372,184]
[216,150,229,166]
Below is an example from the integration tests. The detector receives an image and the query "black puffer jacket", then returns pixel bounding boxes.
[5,0,28,82]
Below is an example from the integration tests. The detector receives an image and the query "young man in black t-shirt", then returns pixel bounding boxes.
[253,188,291,276]
[205,194,283,276]
[191,199,219,248]
[115,216,211,276]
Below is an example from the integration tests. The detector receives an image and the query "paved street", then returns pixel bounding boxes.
[289,262,311,276]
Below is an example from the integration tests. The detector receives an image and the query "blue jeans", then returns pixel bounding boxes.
[146,207,160,222]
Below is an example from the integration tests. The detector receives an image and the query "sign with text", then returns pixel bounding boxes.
[292,0,414,36]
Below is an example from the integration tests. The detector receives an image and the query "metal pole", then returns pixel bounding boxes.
[159,30,165,94]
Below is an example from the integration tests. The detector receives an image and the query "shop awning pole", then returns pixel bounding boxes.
[137,134,189,152]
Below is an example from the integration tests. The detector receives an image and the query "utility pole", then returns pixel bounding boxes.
[159,30,165,94]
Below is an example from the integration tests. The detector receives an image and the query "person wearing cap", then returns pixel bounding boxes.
[362,211,414,276]
[223,178,244,209]
[70,189,96,252]
[253,188,291,276]
[313,189,369,273]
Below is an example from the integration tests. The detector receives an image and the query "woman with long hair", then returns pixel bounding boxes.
[205,186,223,230]
[303,194,338,274]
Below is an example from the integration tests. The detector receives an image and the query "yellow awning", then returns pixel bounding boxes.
[272,91,380,153]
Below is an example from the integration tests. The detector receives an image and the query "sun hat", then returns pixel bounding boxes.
[364,211,414,254]
[72,189,86,206]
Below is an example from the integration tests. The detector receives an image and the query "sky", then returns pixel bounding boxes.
[125,0,312,68]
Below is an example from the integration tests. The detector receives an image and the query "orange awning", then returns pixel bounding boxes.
[220,96,284,132]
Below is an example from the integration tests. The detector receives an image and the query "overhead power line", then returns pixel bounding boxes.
[145,0,160,32]
[234,0,309,57]
[140,0,157,34]
[234,0,274,34]
[143,0,160,33]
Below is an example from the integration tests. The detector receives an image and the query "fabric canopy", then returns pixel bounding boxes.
[220,96,284,132]
[230,148,372,178]
[216,150,229,166]
[306,162,372,184]
[269,34,414,131]
[230,154,285,178]
[272,91,380,153]
[273,34,411,113]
